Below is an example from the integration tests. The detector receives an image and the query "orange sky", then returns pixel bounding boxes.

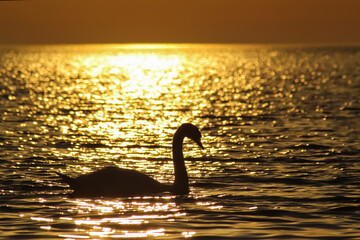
[1,0,360,44]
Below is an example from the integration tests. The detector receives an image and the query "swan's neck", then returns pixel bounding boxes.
[172,131,189,194]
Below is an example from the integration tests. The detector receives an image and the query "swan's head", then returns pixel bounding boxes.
[179,123,204,149]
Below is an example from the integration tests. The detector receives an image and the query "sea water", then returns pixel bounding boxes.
[0,44,359,239]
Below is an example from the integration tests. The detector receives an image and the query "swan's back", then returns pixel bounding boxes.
[59,166,170,197]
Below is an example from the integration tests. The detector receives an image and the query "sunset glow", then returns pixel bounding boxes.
[1,0,360,44]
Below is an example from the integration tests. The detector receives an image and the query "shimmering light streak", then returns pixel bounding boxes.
[182,231,196,238]
[31,217,54,222]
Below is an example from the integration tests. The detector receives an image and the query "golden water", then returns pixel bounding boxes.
[0,44,359,239]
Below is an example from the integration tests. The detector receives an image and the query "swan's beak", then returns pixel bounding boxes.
[196,139,204,149]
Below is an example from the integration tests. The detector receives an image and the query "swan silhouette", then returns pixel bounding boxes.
[56,123,204,197]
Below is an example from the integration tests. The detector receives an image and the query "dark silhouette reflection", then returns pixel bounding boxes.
[56,123,204,197]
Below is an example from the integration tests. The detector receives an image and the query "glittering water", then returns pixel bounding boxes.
[0,44,359,239]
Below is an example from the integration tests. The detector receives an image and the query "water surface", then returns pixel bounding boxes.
[0,44,359,239]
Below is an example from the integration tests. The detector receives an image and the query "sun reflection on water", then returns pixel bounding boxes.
[64,48,198,153]
[84,52,184,101]
[37,196,194,238]
[19,198,182,239]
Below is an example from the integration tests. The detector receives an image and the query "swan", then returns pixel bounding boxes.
[56,123,204,197]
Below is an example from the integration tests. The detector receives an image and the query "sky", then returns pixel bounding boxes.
[1,0,360,44]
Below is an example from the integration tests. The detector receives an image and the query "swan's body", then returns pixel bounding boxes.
[56,123,203,197]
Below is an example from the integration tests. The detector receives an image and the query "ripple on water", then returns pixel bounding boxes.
[0,44,359,239]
